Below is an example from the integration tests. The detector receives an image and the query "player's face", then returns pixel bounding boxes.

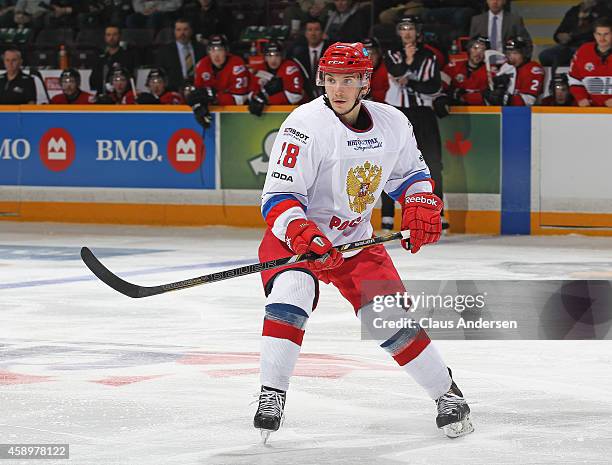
[487,0,504,14]
[398,25,417,45]
[61,77,78,96]
[209,46,227,67]
[324,72,363,113]
[594,27,612,51]
[506,50,524,66]
[174,21,192,44]
[554,84,569,104]
[148,77,165,96]
[2,50,21,74]
[469,43,486,65]
[105,27,120,48]
[305,22,323,47]
[113,76,128,94]
[265,53,282,70]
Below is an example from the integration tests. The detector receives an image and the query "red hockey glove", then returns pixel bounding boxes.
[285,219,344,271]
[401,193,443,254]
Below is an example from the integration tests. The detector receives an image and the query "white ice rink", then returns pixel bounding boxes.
[1,222,612,465]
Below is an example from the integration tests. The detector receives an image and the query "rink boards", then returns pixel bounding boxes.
[0,104,610,235]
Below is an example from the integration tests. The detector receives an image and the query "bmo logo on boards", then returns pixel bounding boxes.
[167,129,204,174]
[39,128,75,171]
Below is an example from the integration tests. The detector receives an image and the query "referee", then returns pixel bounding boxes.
[382,16,447,231]
[0,48,36,105]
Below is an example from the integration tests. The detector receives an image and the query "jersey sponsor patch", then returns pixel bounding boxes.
[233,65,246,75]
[286,65,298,75]
[456,74,465,83]
[346,137,383,151]
[585,62,595,72]
[531,66,544,75]
[202,72,211,81]
[283,127,310,144]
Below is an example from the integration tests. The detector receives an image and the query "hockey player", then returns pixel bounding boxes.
[490,37,544,106]
[194,34,250,105]
[254,42,473,442]
[540,73,576,106]
[569,18,612,107]
[362,37,389,103]
[137,68,185,105]
[50,68,95,104]
[442,36,490,105]
[248,40,304,117]
[95,66,136,105]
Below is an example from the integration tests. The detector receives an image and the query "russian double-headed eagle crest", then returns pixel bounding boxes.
[346,161,382,213]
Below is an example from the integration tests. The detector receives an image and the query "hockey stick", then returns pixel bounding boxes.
[81,231,408,299]
[484,50,506,90]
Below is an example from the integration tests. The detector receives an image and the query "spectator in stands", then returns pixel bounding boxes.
[324,0,370,43]
[539,0,612,67]
[422,0,481,36]
[485,36,544,106]
[13,0,51,30]
[126,0,182,30]
[0,47,36,104]
[569,17,612,107]
[46,0,81,28]
[282,0,330,34]
[379,2,425,25]
[194,34,250,104]
[183,0,230,38]
[0,1,16,28]
[362,37,389,102]
[248,40,304,116]
[89,25,136,94]
[442,35,490,105]
[469,0,531,55]
[136,68,185,104]
[155,18,206,92]
[540,73,576,106]
[50,68,95,104]
[95,66,136,104]
[288,18,330,100]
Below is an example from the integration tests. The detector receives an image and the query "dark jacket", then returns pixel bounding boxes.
[89,47,136,94]
[553,2,612,47]
[288,40,331,100]
[155,41,207,91]
[324,4,371,43]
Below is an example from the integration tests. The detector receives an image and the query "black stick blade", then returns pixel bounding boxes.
[80,247,145,298]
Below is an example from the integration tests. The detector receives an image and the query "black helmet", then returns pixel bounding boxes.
[207,34,229,50]
[107,64,130,82]
[361,37,381,51]
[59,68,81,86]
[263,40,283,55]
[504,36,530,58]
[550,72,569,90]
[146,67,168,86]
[397,15,422,32]
[467,35,490,50]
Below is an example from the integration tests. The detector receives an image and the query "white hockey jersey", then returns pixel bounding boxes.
[261,96,433,247]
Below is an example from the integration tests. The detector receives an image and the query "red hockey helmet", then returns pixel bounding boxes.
[316,42,373,87]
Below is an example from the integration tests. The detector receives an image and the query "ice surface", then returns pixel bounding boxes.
[1,223,611,465]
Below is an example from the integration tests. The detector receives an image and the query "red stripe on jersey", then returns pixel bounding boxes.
[265,199,304,228]
[392,329,431,366]
[262,318,305,346]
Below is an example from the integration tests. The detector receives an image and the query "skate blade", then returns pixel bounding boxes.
[260,429,273,445]
[441,414,474,438]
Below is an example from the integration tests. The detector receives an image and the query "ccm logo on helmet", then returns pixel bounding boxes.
[406,196,438,206]
[328,60,345,65]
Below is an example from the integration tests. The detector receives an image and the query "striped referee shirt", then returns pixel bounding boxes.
[383,45,442,108]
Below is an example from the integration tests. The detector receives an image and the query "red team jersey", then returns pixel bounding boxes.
[509,61,544,106]
[158,91,184,104]
[369,61,389,103]
[569,42,612,106]
[441,60,488,105]
[194,54,250,105]
[50,91,95,104]
[249,59,304,104]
